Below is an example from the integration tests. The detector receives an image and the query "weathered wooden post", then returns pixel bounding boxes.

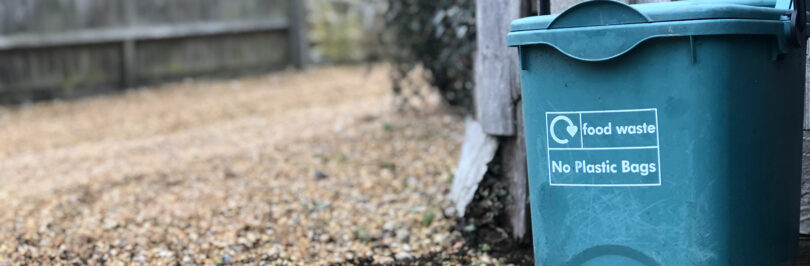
[121,0,137,88]
[290,0,309,69]
[801,46,810,233]
[474,0,532,241]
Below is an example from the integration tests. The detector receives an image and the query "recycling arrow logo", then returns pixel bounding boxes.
[550,115,578,144]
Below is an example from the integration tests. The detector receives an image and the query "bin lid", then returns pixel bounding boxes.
[511,0,790,32]
[507,0,797,61]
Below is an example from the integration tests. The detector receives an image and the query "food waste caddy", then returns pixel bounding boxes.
[507,0,808,264]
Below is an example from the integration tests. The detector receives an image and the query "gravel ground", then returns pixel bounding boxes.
[0,65,507,265]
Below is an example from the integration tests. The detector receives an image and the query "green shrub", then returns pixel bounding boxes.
[382,0,475,113]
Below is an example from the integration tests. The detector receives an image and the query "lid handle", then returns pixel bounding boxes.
[547,0,650,30]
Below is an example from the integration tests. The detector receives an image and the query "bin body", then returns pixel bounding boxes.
[509,1,805,265]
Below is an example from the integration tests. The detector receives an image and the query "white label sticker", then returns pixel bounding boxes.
[545,108,661,187]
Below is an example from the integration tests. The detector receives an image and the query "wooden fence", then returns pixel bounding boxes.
[0,0,307,104]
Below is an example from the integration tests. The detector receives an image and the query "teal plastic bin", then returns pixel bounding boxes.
[508,0,808,264]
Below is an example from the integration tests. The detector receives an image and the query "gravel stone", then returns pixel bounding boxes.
[0,65,468,265]
[383,221,397,232]
[444,206,457,217]
[396,229,410,241]
[395,251,413,260]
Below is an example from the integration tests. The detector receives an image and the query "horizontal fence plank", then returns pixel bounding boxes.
[0,0,296,104]
[0,0,288,35]
[0,18,288,50]
[135,31,289,82]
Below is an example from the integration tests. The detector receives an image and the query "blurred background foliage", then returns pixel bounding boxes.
[306,0,476,113]
[382,0,476,113]
[308,0,387,63]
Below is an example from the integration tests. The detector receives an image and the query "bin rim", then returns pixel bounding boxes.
[507,0,794,61]
[508,19,790,61]
[510,0,790,32]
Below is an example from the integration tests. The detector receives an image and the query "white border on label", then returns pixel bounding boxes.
[545,108,662,187]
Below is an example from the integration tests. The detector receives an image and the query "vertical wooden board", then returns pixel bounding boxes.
[804,44,810,130]
[501,100,530,240]
[802,45,810,233]
[121,40,137,88]
[474,0,532,240]
[802,131,810,234]
[474,0,522,136]
[121,0,137,88]
[450,118,500,217]
[290,0,309,69]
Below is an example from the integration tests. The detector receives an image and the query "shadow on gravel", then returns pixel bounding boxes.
[340,151,535,265]
[341,224,533,265]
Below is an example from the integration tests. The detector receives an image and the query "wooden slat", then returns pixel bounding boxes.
[801,131,810,234]
[474,0,522,136]
[449,118,500,217]
[799,235,810,264]
[0,19,289,51]
[501,100,530,240]
[120,0,137,88]
[289,0,309,69]
[802,45,810,235]
[121,40,136,88]
[804,45,810,130]
[474,0,530,240]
